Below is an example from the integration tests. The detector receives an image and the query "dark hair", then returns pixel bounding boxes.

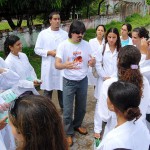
[49,11,60,20]
[68,20,86,38]
[118,45,143,97]
[105,28,121,52]
[9,95,68,150]
[108,81,141,121]
[132,27,149,40]
[122,23,132,37]
[96,24,106,32]
[4,35,20,57]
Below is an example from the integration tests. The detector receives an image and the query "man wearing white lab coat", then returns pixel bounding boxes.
[34,12,68,110]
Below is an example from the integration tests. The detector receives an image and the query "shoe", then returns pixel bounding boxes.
[66,136,73,147]
[74,127,88,135]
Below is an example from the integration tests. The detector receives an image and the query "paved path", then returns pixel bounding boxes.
[41,86,96,150]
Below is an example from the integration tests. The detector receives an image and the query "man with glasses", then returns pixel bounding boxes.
[34,12,68,111]
[55,20,95,147]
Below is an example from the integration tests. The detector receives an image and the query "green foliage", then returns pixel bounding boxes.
[125,13,150,28]
[84,29,95,41]
[146,0,150,5]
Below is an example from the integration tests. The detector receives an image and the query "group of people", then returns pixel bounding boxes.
[0,10,150,150]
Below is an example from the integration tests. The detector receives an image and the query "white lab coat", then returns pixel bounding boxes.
[5,52,37,80]
[94,76,150,136]
[88,38,105,86]
[0,62,39,150]
[34,27,68,91]
[96,119,150,150]
[94,43,118,99]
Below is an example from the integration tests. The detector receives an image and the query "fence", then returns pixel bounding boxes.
[0,14,121,51]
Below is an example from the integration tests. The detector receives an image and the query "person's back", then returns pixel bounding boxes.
[98,119,150,150]
[96,81,150,150]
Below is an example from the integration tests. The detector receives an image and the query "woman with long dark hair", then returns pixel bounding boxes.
[96,81,150,150]
[94,28,121,139]
[94,45,150,139]
[9,95,68,150]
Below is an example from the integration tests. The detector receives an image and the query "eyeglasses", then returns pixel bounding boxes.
[74,31,85,35]
[9,98,19,118]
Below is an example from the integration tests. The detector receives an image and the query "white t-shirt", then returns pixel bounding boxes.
[97,120,150,150]
[56,39,92,81]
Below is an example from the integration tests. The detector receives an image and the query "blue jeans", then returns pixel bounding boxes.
[43,90,63,109]
[63,76,88,136]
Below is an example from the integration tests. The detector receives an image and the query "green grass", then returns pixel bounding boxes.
[0,19,42,31]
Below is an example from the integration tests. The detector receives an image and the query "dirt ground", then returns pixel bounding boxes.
[39,85,96,150]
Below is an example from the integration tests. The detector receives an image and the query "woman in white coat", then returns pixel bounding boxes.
[94,28,121,139]
[4,35,40,86]
[0,57,39,150]
[88,25,106,86]
[96,81,150,150]
[132,27,150,83]
[94,45,150,140]
[120,23,133,47]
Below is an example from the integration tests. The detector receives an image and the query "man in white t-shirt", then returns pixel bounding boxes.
[34,12,68,110]
[55,20,95,146]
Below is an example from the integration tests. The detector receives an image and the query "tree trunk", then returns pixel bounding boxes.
[86,5,89,18]
[17,15,23,27]
[98,0,105,15]
[72,3,75,19]
[3,15,16,30]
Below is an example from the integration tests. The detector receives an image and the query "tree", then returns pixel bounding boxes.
[0,0,67,30]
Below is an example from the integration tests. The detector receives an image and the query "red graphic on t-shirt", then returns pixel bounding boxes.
[74,56,82,63]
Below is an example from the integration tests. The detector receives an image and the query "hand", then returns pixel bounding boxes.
[0,68,6,74]
[88,55,96,67]
[0,103,10,112]
[47,50,56,57]
[103,77,110,81]
[0,116,8,130]
[94,133,101,139]
[64,57,78,69]
[33,80,42,87]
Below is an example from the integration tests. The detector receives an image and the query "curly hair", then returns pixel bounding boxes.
[118,45,143,97]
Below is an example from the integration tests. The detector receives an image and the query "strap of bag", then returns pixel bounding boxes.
[102,44,106,67]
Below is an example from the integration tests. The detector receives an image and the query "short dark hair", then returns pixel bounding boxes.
[108,81,141,121]
[122,23,132,37]
[68,20,86,38]
[4,35,20,57]
[132,27,149,40]
[49,11,60,20]
[96,24,106,32]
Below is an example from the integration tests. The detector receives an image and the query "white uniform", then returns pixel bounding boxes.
[88,38,105,86]
[96,120,150,150]
[34,27,68,91]
[94,43,118,99]
[0,58,39,150]
[94,76,150,137]
[140,54,150,84]
[5,52,37,80]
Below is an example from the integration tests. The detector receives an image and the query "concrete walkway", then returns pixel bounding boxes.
[42,86,96,150]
